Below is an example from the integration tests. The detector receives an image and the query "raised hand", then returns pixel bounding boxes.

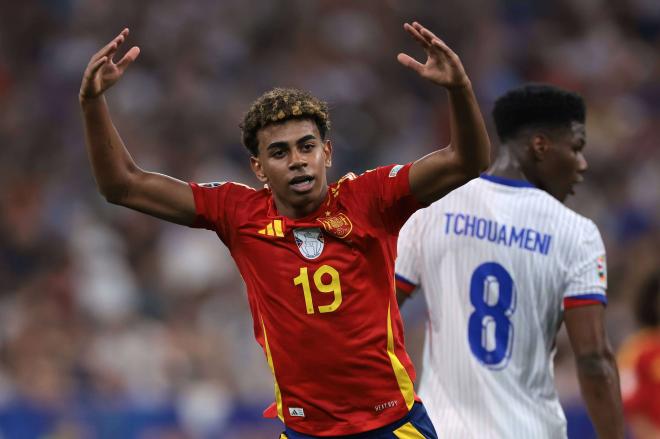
[398,22,469,89]
[79,28,140,101]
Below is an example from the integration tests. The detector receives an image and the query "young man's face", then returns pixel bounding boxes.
[250,119,332,217]
[534,121,588,202]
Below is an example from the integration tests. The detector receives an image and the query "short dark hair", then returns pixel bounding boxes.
[492,83,585,142]
[635,271,660,328]
[240,88,331,156]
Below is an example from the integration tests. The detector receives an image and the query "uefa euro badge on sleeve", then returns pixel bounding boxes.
[294,228,325,259]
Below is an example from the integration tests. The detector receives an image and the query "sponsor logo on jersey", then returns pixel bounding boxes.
[317,213,353,239]
[389,164,403,177]
[374,400,399,412]
[288,407,305,417]
[199,181,226,188]
[294,228,324,259]
[258,220,285,237]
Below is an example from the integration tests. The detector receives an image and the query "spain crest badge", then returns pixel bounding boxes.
[317,213,353,239]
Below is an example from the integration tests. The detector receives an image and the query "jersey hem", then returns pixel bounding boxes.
[285,405,410,437]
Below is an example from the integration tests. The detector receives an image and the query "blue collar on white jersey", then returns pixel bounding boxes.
[480,174,536,188]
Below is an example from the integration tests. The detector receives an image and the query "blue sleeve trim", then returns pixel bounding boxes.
[565,293,608,305]
[395,273,418,288]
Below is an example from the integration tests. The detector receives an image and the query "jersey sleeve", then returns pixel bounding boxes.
[563,220,608,309]
[352,163,423,234]
[188,181,253,247]
[395,210,423,296]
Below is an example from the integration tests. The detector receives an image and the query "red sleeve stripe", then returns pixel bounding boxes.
[395,274,417,295]
[564,293,607,309]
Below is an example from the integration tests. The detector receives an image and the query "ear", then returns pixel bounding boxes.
[529,133,550,161]
[323,139,333,168]
[250,155,268,183]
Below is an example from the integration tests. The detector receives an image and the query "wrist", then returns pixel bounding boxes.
[79,93,104,106]
[446,78,472,93]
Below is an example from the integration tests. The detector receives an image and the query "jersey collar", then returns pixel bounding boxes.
[480,174,536,188]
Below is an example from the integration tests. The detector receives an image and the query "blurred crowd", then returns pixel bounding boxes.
[0,0,658,437]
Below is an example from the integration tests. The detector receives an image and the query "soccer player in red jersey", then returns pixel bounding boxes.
[79,22,490,437]
[618,271,660,439]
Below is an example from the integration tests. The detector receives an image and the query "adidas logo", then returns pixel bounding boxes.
[258,220,284,237]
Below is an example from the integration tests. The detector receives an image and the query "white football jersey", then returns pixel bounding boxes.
[395,175,608,439]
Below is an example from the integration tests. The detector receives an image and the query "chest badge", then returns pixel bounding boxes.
[317,213,353,239]
[293,228,325,259]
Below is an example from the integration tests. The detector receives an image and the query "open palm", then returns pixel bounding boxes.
[79,28,140,100]
[398,22,469,89]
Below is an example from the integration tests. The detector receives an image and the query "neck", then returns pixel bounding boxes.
[487,145,530,182]
[273,185,328,219]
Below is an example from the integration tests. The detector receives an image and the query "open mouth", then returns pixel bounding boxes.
[289,175,315,193]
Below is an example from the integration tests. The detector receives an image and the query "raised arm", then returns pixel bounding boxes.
[564,305,624,439]
[79,29,196,225]
[398,22,490,205]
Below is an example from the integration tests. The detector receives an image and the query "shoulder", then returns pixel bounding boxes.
[191,180,268,209]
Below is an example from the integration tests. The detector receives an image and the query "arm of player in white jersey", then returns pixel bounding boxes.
[564,305,625,439]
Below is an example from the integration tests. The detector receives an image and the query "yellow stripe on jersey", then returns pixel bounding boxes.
[279,434,288,439]
[393,421,426,439]
[266,223,274,236]
[274,219,284,237]
[387,302,415,410]
[261,319,284,421]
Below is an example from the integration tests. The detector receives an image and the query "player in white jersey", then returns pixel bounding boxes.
[396,84,623,438]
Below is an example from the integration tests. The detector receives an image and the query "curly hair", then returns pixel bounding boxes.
[492,83,585,142]
[240,88,331,156]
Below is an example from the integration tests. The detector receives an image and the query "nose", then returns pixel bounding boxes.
[288,148,307,170]
[577,152,588,173]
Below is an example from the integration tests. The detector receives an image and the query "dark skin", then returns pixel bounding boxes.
[397,121,624,438]
[79,23,490,221]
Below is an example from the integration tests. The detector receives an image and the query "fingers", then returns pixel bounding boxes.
[85,56,108,80]
[91,28,130,63]
[396,53,424,75]
[116,46,141,71]
[403,22,431,50]
[411,22,458,59]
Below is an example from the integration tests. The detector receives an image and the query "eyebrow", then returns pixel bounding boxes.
[266,134,317,151]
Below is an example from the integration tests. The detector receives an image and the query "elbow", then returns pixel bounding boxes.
[100,184,129,205]
[97,166,141,205]
[575,348,617,378]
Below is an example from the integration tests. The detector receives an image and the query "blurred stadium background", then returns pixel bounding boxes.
[0,0,658,438]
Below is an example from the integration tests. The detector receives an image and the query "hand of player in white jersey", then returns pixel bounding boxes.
[397,22,470,89]
[79,28,140,101]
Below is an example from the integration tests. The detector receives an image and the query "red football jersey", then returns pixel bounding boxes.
[620,331,660,428]
[189,164,421,435]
